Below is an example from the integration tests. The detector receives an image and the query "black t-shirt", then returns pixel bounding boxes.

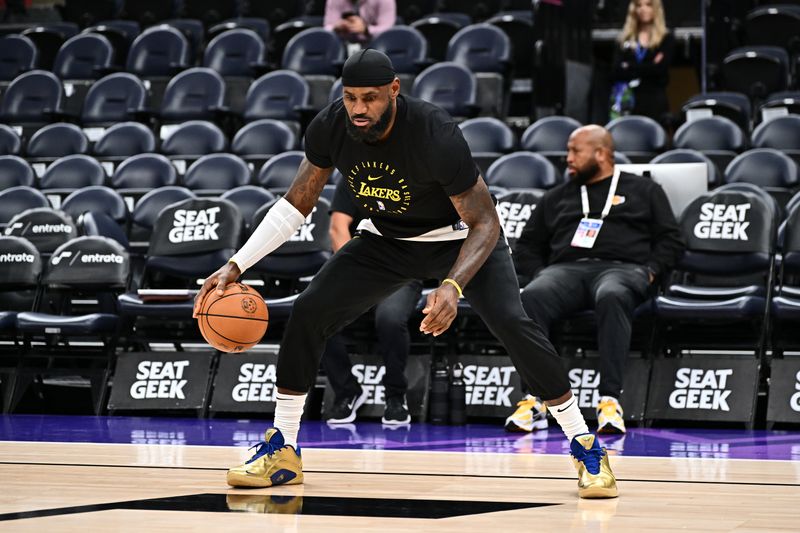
[304,95,479,238]
[513,171,685,277]
[331,178,360,235]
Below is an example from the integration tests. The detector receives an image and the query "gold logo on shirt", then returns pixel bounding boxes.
[347,160,411,214]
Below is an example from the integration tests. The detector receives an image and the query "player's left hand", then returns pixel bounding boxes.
[420,284,459,336]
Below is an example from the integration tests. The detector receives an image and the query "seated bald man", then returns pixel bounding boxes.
[509,125,684,434]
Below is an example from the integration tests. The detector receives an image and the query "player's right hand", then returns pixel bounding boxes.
[193,261,241,318]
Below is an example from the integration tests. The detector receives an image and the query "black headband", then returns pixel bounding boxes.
[341,48,396,87]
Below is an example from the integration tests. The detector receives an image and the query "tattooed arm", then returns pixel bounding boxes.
[420,176,500,335]
[194,159,332,315]
[284,159,334,216]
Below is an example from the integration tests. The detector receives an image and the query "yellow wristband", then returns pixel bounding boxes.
[442,278,463,298]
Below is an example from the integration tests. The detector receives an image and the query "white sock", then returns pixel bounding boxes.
[274,392,306,449]
[548,396,590,442]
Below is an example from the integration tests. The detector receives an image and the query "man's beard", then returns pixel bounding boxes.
[571,161,600,184]
[346,102,393,143]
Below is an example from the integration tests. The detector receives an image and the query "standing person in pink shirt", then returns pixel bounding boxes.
[325,0,396,44]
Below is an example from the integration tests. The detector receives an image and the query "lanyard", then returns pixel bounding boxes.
[580,168,620,219]
[634,42,648,63]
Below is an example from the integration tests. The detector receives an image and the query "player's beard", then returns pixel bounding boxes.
[571,160,600,185]
[346,101,393,143]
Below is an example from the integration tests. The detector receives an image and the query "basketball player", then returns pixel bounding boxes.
[194,49,618,498]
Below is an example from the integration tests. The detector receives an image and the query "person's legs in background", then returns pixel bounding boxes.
[590,263,650,434]
[374,280,423,425]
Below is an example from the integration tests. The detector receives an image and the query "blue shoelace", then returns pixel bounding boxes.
[245,440,279,464]
[574,445,605,475]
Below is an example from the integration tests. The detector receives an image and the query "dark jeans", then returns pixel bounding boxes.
[277,232,570,401]
[322,280,424,402]
[520,261,651,399]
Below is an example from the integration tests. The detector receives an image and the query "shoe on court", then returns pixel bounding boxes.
[226,428,303,488]
[326,388,369,424]
[570,433,618,499]
[504,394,548,432]
[382,395,411,425]
[597,397,626,434]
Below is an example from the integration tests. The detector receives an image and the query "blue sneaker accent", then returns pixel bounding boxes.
[270,468,297,485]
[245,428,285,464]
[570,433,606,475]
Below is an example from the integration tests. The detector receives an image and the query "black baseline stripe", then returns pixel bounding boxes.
[0,461,797,487]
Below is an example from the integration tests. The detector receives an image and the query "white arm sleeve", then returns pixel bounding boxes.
[229,197,306,273]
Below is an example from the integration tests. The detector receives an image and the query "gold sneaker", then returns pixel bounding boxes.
[226,428,304,488]
[570,433,619,499]
[597,397,626,434]
[504,394,548,432]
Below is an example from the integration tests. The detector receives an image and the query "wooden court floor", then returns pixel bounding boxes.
[0,441,798,531]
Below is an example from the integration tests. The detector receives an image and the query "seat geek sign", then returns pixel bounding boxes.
[646,357,759,423]
[766,359,800,424]
[210,352,282,413]
[108,352,213,411]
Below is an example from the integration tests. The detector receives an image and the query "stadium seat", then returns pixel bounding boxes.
[606,115,667,162]
[53,33,114,80]
[650,149,721,186]
[126,26,189,78]
[93,122,156,158]
[751,115,800,157]
[26,123,89,159]
[0,235,42,342]
[20,27,66,71]
[0,186,49,228]
[182,0,236,26]
[655,187,777,357]
[232,119,297,160]
[128,186,195,250]
[396,0,437,24]
[744,4,800,54]
[111,153,177,190]
[0,156,35,190]
[80,73,148,127]
[281,28,346,111]
[118,197,242,347]
[520,116,581,172]
[207,18,271,43]
[485,152,559,190]
[160,121,228,157]
[681,92,752,133]
[446,23,511,117]
[257,150,304,191]
[459,117,517,174]
[61,185,129,228]
[447,23,510,74]
[488,11,534,81]
[0,35,37,82]
[674,115,746,152]
[40,155,106,190]
[161,18,205,62]
[721,46,790,99]
[371,26,428,77]
[159,67,226,124]
[495,188,544,249]
[758,91,800,122]
[77,211,130,250]
[411,62,478,119]
[0,70,63,127]
[244,70,310,124]
[182,153,250,194]
[4,207,78,255]
[411,14,465,62]
[0,125,22,156]
[82,24,130,68]
[203,28,266,77]
[725,148,799,188]
[771,202,800,351]
[14,236,129,414]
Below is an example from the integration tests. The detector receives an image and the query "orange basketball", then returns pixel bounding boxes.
[196,282,269,353]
